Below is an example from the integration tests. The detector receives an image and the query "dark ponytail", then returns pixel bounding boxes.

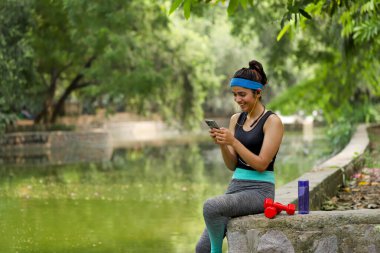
[233,60,268,86]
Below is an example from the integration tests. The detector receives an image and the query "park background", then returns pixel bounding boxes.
[0,0,379,252]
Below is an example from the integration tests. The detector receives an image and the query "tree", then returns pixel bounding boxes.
[0,0,221,130]
[268,0,380,124]
[29,0,171,124]
[0,0,36,131]
[171,0,380,124]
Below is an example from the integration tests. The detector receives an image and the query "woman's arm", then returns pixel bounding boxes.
[209,114,239,171]
[214,114,284,172]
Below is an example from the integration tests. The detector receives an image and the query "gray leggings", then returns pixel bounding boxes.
[195,179,275,253]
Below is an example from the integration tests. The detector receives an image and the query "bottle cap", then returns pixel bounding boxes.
[298,180,309,187]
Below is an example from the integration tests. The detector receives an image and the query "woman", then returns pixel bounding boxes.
[196,60,284,253]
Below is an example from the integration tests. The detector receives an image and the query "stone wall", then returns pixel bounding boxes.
[227,124,380,252]
[228,210,380,253]
[0,130,112,165]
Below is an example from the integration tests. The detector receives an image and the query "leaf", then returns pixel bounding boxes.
[329,0,337,17]
[240,0,248,9]
[277,23,291,41]
[353,20,380,42]
[227,0,239,15]
[287,0,293,11]
[287,12,292,21]
[280,13,288,28]
[299,8,312,19]
[183,0,191,19]
[169,0,183,15]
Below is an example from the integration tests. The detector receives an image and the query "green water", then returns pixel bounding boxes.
[0,129,332,253]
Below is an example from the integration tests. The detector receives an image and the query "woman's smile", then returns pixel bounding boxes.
[239,103,247,110]
[238,102,251,111]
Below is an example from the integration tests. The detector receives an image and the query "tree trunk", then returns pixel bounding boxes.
[51,81,77,123]
[35,56,97,124]
[34,69,59,124]
[51,56,97,123]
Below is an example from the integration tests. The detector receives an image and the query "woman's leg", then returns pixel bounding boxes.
[202,181,274,253]
[195,228,211,253]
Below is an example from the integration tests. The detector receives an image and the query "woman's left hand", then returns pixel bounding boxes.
[214,127,235,146]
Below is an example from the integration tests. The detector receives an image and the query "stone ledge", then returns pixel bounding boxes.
[229,209,380,231]
[0,130,112,165]
[227,209,380,253]
[275,124,370,208]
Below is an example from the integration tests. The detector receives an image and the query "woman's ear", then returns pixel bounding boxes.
[255,89,262,98]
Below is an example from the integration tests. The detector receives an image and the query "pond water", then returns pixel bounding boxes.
[0,129,332,253]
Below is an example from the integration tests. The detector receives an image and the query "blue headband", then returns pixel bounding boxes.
[230,78,264,90]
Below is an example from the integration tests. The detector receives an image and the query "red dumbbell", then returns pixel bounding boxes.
[263,198,296,219]
[264,206,278,219]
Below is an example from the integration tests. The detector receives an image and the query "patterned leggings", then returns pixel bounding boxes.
[195,179,275,253]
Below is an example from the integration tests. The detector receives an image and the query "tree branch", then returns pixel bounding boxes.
[76,80,99,89]
[51,56,97,122]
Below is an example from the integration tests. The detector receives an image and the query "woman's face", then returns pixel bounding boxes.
[232,86,258,112]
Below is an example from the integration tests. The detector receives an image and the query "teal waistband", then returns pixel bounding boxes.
[232,168,275,183]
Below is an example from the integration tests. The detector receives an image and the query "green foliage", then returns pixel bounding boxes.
[131,14,222,129]
[0,1,36,115]
[29,0,173,123]
[0,0,222,129]
[264,0,380,127]
[188,0,380,148]
[77,5,222,129]
[169,0,254,19]
[268,78,318,116]
[353,19,380,42]
[223,1,380,129]
[326,118,354,152]
[172,0,380,109]
[366,126,380,167]
[2,0,379,133]
[0,113,18,134]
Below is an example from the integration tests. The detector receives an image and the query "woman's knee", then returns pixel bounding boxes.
[203,197,221,219]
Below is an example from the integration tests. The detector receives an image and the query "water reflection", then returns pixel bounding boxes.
[0,129,332,253]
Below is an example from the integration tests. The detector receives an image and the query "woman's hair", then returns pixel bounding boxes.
[233,60,268,87]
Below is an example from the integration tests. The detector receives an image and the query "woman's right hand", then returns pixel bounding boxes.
[209,128,219,144]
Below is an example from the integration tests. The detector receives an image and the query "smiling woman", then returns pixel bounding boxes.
[196,60,284,253]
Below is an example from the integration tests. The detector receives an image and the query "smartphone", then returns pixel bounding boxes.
[205,119,220,129]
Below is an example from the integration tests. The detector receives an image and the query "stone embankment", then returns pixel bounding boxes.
[0,118,186,165]
[228,209,380,253]
[227,124,380,252]
[0,130,112,165]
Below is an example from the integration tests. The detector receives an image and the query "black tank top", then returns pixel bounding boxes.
[234,111,277,171]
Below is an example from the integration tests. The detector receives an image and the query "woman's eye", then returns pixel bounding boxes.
[232,92,246,97]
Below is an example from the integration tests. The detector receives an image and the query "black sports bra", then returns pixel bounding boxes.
[234,111,277,171]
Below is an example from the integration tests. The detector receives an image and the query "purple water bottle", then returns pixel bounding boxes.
[298,180,309,214]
